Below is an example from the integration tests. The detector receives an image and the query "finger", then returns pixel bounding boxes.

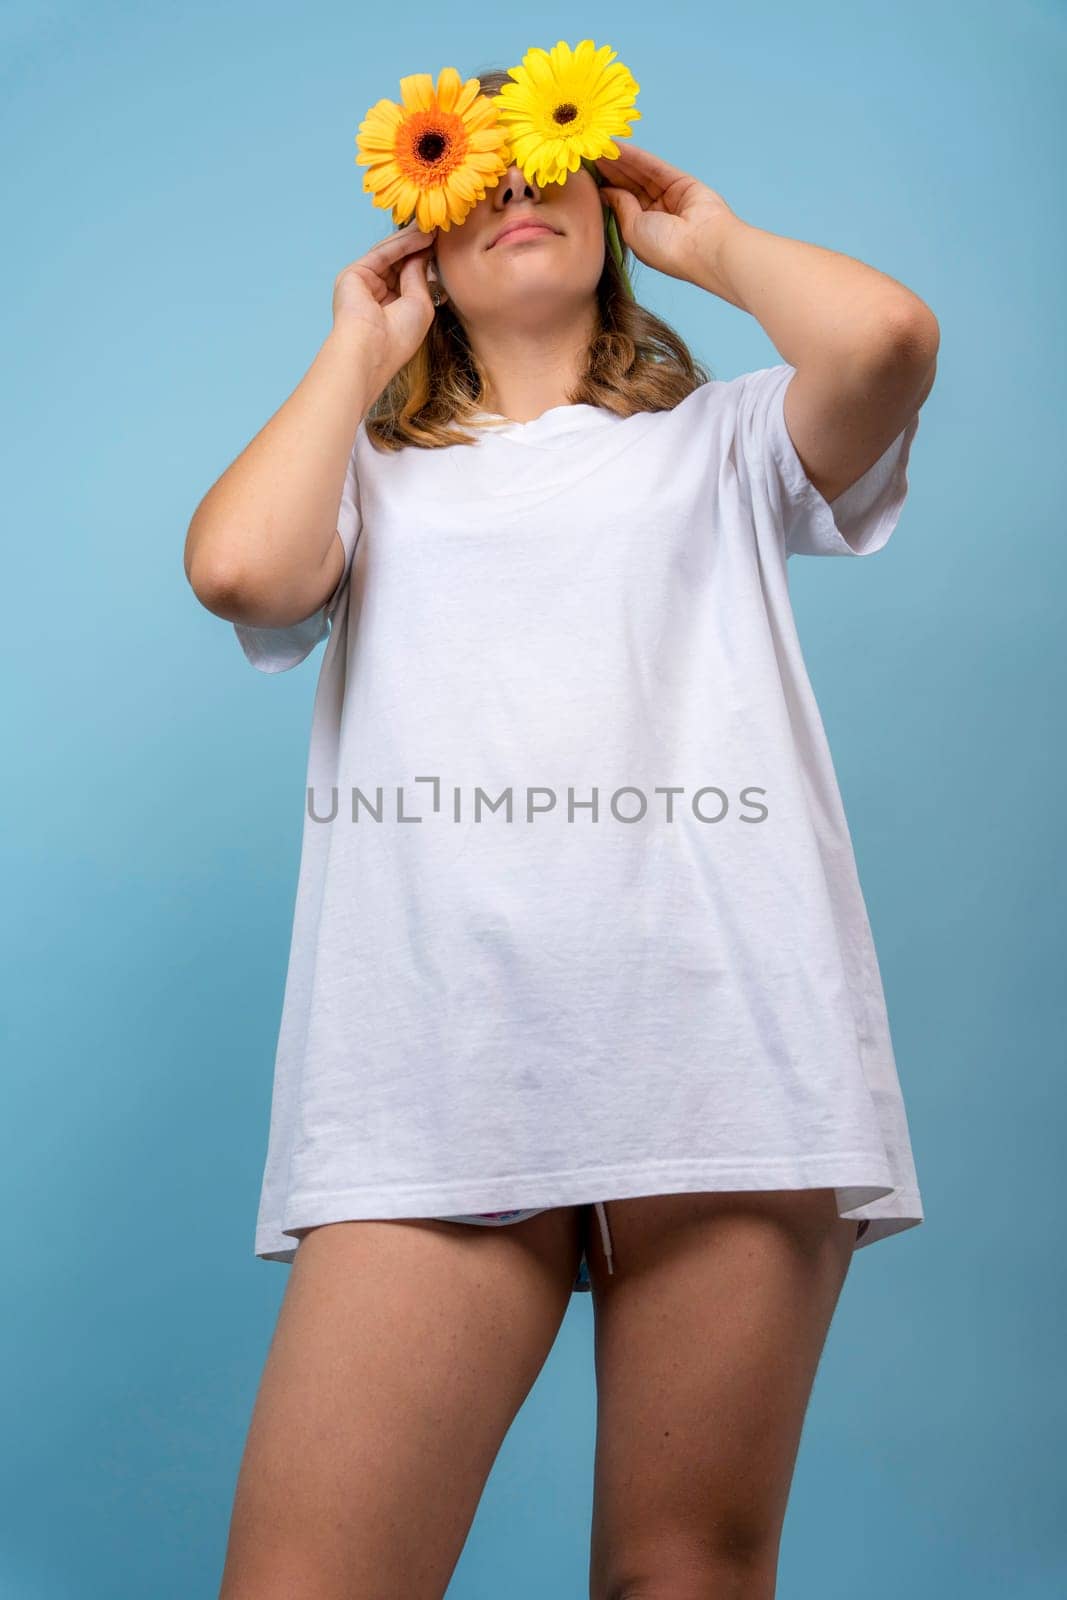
[601,186,644,233]
[375,239,434,299]
[597,142,685,188]
[597,164,652,204]
[355,224,438,274]
[598,151,688,210]
[396,248,433,300]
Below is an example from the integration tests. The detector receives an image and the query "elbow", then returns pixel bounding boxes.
[875,299,941,368]
[183,508,258,619]
[848,303,939,408]
[184,537,256,621]
[882,306,940,409]
[183,504,341,626]
[186,566,248,622]
[184,535,335,631]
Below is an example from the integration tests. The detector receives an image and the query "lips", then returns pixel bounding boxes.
[488,219,560,249]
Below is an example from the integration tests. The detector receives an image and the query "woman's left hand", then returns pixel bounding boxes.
[594,144,744,290]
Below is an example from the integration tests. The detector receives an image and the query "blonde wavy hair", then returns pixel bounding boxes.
[364,65,714,452]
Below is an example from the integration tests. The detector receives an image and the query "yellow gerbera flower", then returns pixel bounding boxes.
[492,39,641,189]
[355,66,511,232]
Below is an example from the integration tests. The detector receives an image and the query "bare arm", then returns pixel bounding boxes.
[696,220,940,506]
[184,324,384,628]
[184,223,439,630]
[595,145,940,508]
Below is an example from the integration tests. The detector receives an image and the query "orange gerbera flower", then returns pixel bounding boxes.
[355,66,511,231]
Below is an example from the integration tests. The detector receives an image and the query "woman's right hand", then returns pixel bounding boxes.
[332,224,440,387]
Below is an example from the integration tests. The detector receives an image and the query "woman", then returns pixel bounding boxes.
[187,49,937,1600]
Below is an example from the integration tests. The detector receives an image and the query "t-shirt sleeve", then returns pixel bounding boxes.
[232,431,364,673]
[735,362,921,558]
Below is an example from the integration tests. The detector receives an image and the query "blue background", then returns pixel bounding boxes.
[3,0,1064,1594]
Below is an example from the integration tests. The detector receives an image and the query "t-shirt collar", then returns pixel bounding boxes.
[470,401,622,443]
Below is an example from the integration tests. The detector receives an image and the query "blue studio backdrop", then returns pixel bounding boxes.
[3,1,1065,1595]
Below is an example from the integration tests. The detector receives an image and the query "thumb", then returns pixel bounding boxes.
[601,186,641,234]
[398,248,433,301]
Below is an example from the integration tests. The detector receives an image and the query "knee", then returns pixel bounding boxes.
[595,1525,779,1600]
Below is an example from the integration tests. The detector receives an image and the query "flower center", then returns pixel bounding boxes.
[552,102,578,125]
[416,130,448,164]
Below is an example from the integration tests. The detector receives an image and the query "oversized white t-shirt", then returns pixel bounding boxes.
[234,361,925,1267]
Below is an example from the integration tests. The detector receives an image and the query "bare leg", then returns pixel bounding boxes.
[219,1205,584,1600]
[585,1189,858,1600]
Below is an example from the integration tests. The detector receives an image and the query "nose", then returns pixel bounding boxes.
[491,162,543,210]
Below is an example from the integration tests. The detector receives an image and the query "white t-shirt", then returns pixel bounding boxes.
[234,361,925,1265]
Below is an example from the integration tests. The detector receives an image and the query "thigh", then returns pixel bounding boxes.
[219,1205,584,1600]
[585,1189,858,1600]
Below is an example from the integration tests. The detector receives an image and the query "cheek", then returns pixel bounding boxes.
[575,198,609,249]
[443,259,477,295]
[433,242,465,286]
[581,215,610,269]
[436,219,488,275]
